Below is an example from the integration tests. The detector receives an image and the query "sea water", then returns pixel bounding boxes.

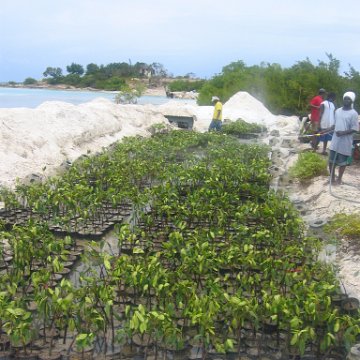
[0,87,194,108]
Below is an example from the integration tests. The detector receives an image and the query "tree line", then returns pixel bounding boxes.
[197,53,360,115]
[25,61,169,91]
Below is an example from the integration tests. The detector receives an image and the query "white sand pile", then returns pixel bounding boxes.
[0,98,167,188]
[224,92,277,128]
[1,91,360,299]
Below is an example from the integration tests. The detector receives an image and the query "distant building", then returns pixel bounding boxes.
[137,65,154,78]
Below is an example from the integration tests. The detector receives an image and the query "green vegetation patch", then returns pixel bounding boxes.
[221,119,265,137]
[289,151,328,182]
[167,79,205,92]
[196,54,358,115]
[325,213,360,241]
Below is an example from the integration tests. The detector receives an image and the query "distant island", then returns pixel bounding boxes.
[1,60,205,102]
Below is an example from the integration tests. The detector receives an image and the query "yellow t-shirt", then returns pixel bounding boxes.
[212,102,223,121]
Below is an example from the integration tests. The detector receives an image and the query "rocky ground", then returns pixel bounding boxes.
[267,121,360,300]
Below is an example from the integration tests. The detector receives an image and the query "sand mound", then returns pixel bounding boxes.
[224,92,277,127]
[0,98,167,187]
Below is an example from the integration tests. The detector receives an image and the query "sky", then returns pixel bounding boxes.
[1,0,360,82]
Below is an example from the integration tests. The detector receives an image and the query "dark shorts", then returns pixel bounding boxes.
[319,128,332,142]
[329,150,349,166]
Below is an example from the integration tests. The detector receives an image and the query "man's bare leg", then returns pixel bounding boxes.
[337,165,346,184]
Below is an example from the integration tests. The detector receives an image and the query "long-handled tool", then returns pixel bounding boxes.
[298,130,334,138]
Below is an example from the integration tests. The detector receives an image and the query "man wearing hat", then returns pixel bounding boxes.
[328,91,359,184]
[309,88,326,150]
[209,96,223,131]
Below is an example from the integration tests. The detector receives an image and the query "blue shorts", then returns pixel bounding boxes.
[329,150,349,166]
[209,120,222,131]
[319,129,332,142]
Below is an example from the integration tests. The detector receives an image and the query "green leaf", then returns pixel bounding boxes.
[290,333,299,346]
[225,338,234,350]
[136,311,144,322]
[139,321,147,333]
[290,316,301,329]
[104,258,111,270]
[133,247,145,254]
[76,333,88,341]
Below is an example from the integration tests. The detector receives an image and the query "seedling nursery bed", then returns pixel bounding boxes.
[0,130,359,360]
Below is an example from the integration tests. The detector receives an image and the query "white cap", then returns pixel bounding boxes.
[343,91,356,102]
[211,96,219,102]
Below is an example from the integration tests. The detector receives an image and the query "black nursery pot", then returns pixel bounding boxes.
[262,318,278,334]
[331,293,349,307]
[341,297,360,314]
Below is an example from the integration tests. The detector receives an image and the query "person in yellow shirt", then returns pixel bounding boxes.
[209,96,223,131]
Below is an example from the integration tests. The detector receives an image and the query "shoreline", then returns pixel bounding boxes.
[0,84,199,99]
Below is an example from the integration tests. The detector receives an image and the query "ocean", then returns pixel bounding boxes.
[0,87,193,108]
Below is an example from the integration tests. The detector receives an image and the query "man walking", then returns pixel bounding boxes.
[209,96,223,131]
[329,92,359,185]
